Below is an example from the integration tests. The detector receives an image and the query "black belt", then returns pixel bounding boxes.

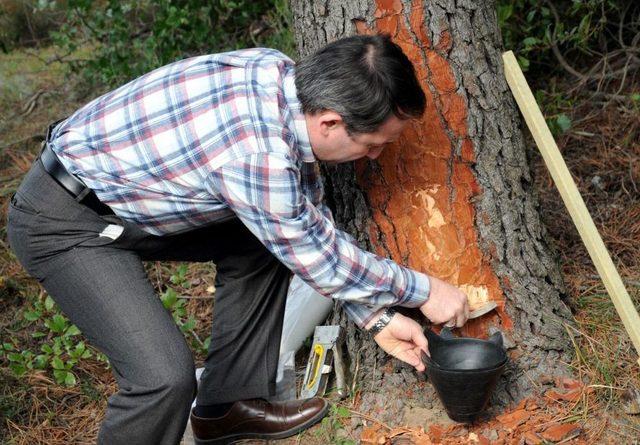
[39,122,114,216]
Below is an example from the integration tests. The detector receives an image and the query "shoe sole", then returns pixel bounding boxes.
[193,399,330,445]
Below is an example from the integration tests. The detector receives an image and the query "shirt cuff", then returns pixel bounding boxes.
[398,271,431,308]
[340,301,384,329]
[340,271,430,329]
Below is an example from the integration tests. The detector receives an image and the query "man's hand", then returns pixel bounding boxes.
[420,276,469,327]
[369,311,428,372]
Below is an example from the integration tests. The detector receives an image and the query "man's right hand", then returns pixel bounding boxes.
[370,311,428,372]
[420,276,469,327]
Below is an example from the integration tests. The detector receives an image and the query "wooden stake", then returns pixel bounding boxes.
[502,50,640,367]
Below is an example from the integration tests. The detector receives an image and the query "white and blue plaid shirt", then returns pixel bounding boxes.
[49,48,430,327]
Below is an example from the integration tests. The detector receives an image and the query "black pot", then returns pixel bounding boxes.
[423,327,508,423]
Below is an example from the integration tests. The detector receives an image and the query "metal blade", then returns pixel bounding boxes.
[468,301,498,319]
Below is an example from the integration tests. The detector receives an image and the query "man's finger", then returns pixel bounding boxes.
[456,311,466,327]
[413,349,426,372]
[411,326,429,352]
[398,348,424,372]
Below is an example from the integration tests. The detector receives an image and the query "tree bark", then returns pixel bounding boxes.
[290,0,575,404]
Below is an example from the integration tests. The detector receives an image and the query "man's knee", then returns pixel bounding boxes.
[145,360,197,404]
[164,357,196,390]
[115,340,197,401]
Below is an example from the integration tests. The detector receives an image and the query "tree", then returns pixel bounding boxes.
[290,0,575,403]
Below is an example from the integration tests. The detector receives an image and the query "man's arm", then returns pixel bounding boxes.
[207,151,431,328]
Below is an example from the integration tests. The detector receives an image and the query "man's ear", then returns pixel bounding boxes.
[317,111,344,137]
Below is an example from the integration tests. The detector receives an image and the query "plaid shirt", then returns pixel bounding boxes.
[50,48,430,327]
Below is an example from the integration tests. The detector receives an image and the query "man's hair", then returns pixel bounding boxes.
[295,34,426,134]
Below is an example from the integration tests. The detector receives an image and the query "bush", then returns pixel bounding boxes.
[40,0,295,87]
[497,0,638,75]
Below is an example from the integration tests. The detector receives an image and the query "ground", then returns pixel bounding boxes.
[1,46,639,444]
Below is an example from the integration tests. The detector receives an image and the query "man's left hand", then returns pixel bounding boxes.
[370,311,428,372]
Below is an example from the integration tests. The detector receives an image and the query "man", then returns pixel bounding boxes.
[7,34,468,444]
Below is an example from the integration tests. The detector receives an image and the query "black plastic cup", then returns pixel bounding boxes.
[423,327,508,423]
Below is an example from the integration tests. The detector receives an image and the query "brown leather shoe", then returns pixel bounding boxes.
[190,398,329,444]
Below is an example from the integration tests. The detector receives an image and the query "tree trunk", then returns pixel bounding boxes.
[290,0,575,405]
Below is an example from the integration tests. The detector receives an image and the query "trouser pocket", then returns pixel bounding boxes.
[7,161,130,279]
[9,192,40,216]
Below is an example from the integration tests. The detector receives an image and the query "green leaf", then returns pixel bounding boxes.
[44,295,56,312]
[497,4,513,26]
[34,355,48,369]
[3,342,14,351]
[161,288,178,309]
[525,9,536,22]
[631,93,640,102]
[64,372,77,386]
[52,356,65,370]
[7,352,22,362]
[61,335,74,349]
[10,363,27,376]
[52,339,63,355]
[181,316,196,332]
[49,314,68,333]
[335,406,350,418]
[24,310,42,321]
[32,331,46,338]
[517,56,530,71]
[577,14,591,40]
[41,344,54,354]
[174,307,186,318]
[522,37,537,47]
[556,114,572,133]
[53,369,67,385]
[66,325,81,336]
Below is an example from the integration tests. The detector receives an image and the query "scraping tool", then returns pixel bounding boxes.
[459,284,498,319]
[301,325,348,399]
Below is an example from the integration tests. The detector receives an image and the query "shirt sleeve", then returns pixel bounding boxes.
[207,152,431,328]
[317,201,385,327]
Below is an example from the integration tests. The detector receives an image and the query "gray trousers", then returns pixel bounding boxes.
[7,159,292,445]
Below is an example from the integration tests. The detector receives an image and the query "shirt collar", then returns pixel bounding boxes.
[283,67,315,163]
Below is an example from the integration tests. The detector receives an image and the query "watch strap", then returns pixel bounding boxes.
[368,308,397,336]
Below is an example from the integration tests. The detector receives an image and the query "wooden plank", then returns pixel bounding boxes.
[502,50,640,366]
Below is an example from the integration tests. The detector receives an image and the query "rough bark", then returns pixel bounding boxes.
[290,0,575,404]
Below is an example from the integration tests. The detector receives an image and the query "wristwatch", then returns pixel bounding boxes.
[368,308,397,336]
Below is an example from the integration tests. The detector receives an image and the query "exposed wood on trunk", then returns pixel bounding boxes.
[290,0,575,403]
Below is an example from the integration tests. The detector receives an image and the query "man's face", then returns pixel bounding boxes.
[307,112,408,163]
